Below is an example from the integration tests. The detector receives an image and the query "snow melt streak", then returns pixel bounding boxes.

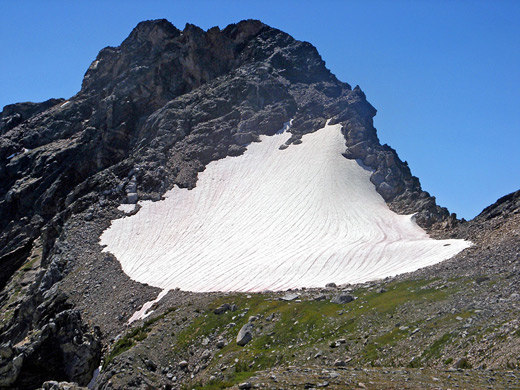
[100,123,470,292]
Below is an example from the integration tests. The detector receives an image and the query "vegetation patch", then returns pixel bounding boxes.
[174,278,463,388]
[421,332,453,362]
[104,307,177,368]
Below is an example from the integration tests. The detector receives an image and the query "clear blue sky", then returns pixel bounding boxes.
[1,1,518,219]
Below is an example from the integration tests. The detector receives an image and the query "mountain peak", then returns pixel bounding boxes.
[125,18,181,44]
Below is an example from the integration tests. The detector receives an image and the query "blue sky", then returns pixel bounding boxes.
[1,1,518,219]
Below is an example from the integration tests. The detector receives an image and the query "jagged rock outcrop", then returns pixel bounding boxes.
[0,245,101,389]
[476,189,520,221]
[0,99,64,135]
[0,19,466,388]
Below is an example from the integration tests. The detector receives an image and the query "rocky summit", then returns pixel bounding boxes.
[0,19,518,390]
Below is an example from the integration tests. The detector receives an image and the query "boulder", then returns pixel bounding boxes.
[236,323,253,346]
[280,293,299,301]
[127,192,138,204]
[331,294,354,304]
[214,303,231,315]
[333,359,346,367]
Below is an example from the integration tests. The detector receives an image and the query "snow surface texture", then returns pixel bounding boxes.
[100,122,471,292]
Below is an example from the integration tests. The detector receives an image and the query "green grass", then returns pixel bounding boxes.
[421,332,453,362]
[173,278,460,388]
[191,379,234,390]
[362,327,410,362]
[103,307,177,368]
[359,279,448,315]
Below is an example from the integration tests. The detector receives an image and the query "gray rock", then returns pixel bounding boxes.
[236,323,253,346]
[144,359,156,371]
[325,282,337,288]
[127,192,138,204]
[333,359,346,367]
[330,294,354,304]
[39,381,87,390]
[280,293,299,301]
[201,349,211,360]
[214,303,231,315]
[178,360,189,369]
[238,382,252,389]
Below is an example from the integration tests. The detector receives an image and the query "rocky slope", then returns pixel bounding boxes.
[89,190,520,390]
[0,19,517,389]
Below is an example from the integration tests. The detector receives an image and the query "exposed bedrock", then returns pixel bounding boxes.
[0,250,101,389]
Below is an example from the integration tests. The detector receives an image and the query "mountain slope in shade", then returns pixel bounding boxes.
[101,123,470,292]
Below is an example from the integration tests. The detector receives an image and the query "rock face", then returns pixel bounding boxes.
[0,98,64,135]
[0,19,449,294]
[0,242,102,389]
[0,18,490,388]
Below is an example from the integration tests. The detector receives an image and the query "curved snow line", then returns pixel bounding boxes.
[100,123,471,292]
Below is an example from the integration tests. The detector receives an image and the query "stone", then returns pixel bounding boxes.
[325,282,337,288]
[330,294,354,304]
[236,323,253,346]
[280,293,299,301]
[476,276,490,284]
[144,359,157,371]
[333,359,346,367]
[454,357,472,369]
[178,360,189,369]
[127,192,138,204]
[214,303,231,315]
[238,382,252,389]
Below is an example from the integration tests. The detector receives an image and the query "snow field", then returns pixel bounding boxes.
[100,122,471,292]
